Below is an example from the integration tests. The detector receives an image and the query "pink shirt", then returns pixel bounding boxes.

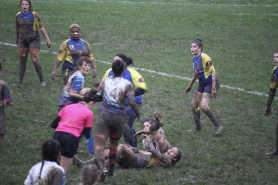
[55,103,93,138]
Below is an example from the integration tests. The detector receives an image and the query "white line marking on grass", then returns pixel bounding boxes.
[36,0,278,7]
[0,41,268,97]
[233,13,278,16]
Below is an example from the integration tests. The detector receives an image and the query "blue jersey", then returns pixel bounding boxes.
[270,66,278,89]
[57,38,94,73]
[192,53,216,85]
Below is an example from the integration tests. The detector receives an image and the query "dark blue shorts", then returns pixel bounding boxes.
[135,153,148,168]
[196,79,220,94]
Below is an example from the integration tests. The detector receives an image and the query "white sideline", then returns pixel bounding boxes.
[36,0,278,7]
[0,41,268,97]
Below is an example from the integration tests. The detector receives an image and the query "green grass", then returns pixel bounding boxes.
[1,0,278,184]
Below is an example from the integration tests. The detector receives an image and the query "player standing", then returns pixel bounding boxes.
[16,0,51,86]
[265,50,278,156]
[184,39,223,135]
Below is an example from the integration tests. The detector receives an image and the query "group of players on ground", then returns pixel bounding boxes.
[0,0,277,184]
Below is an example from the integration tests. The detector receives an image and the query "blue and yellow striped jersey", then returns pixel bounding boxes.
[270,66,278,89]
[16,11,43,37]
[192,52,215,84]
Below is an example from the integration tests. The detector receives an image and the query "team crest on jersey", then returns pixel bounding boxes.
[139,78,145,82]
[69,45,75,50]
[206,61,212,67]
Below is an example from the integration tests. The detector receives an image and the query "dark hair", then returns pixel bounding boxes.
[39,139,61,179]
[83,89,99,103]
[20,0,33,12]
[0,63,2,71]
[115,53,134,66]
[112,60,125,77]
[64,56,91,85]
[81,164,99,185]
[275,50,278,54]
[192,38,203,51]
[171,147,182,166]
[142,118,155,125]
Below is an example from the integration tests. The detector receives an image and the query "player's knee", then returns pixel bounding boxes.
[200,104,208,112]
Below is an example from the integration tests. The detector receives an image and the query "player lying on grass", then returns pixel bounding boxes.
[73,112,182,169]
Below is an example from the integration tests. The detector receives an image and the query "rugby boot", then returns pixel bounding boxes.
[154,111,164,126]
[265,150,278,156]
[215,125,223,136]
[72,155,84,168]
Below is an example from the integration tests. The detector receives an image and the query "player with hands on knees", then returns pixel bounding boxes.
[185,38,223,136]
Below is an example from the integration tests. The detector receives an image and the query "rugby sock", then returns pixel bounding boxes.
[203,107,220,127]
[275,129,278,152]
[34,64,44,82]
[18,56,27,84]
[108,148,116,175]
[95,150,105,171]
[193,107,201,131]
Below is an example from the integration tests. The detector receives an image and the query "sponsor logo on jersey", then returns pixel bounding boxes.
[139,78,145,82]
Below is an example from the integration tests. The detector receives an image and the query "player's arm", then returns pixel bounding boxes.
[50,116,61,129]
[52,42,67,80]
[34,12,51,48]
[265,73,277,116]
[185,72,198,94]
[211,71,217,98]
[15,15,19,45]
[2,84,13,107]
[127,84,140,120]
[130,69,147,96]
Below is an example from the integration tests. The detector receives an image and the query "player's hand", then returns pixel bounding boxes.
[51,71,56,81]
[211,89,217,98]
[94,82,100,88]
[46,38,51,48]
[92,69,97,78]
[184,86,191,94]
[136,113,140,122]
[265,107,272,116]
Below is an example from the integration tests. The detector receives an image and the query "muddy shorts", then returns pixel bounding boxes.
[0,114,7,135]
[135,153,148,168]
[95,110,126,140]
[18,34,40,49]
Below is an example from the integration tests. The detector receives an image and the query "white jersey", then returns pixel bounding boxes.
[97,76,134,110]
[24,160,66,185]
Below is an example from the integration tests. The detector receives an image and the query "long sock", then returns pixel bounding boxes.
[108,148,116,175]
[95,150,105,171]
[34,64,44,82]
[193,107,201,130]
[275,121,278,151]
[203,107,220,127]
[19,56,27,84]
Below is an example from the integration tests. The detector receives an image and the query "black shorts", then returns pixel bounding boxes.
[95,110,126,140]
[53,131,79,158]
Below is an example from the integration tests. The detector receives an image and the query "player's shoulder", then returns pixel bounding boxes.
[0,80,8,86]
[32,11,39,17]
[201,52,211,59]
[16,11,21,16]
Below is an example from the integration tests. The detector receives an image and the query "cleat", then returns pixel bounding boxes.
[215,126,223,136]
[265,150,278,156]
[99,168,108,183]
[41,81,46,86]
[154,111,164,126]
[72,155,84,168]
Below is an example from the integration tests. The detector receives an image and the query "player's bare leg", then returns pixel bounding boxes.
[189,91,202,132]
[60,156,73,172]
[116,144,139,168]
[94,134,108,182]
[30,48,45,86]
[266,113,278,156]
[200,93,223,135]
[18,48,28,84]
